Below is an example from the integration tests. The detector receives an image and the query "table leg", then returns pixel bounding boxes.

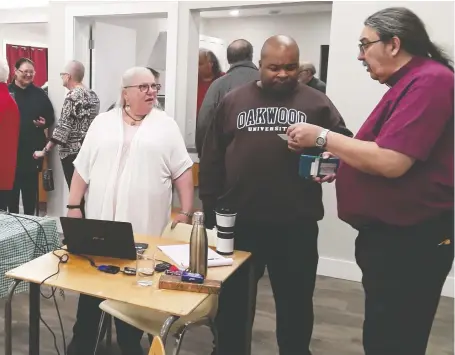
[244,258,255,355]
[29,283,40,355]
[160,315,179,345]
[5,279,21,355]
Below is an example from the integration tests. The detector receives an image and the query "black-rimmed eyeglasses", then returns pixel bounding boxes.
[17,69,35,76]
[358,39,382,54]
[124,83,161,93]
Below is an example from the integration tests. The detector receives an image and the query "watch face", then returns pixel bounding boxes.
[316,137,325,146]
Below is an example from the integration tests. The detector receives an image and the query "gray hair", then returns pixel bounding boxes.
[0,58,10,83]
[66,60,85,82]
[365,7,453,71]
[115,66,155,107]
[299,62,316,75]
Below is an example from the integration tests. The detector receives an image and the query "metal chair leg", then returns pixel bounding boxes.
[172,324,190,355]
[160,315,179,345]
[209,318,219,350]
[93,311,106,355]
[105,314,112,352]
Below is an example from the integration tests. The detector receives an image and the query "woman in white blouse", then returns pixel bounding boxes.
[66,66,194,355]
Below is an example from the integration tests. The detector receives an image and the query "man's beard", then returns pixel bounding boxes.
[261,80,298,97]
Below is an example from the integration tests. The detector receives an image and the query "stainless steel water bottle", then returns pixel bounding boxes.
[189,211,208,277]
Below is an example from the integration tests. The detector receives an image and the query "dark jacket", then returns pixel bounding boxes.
[195,60,259,157]
[307,77,327,94]
[8,82,55,173]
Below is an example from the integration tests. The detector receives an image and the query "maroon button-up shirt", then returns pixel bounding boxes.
[336,56,454,228]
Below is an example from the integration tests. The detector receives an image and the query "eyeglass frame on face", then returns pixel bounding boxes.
[124,83,161,93]
[358,39,382,54]
[16,68,35,76]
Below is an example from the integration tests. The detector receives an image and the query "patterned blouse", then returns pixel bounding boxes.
[51,86,100,160]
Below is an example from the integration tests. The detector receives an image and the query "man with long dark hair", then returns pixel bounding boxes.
[286,7,453,355]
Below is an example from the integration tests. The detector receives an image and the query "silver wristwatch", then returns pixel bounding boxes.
[315,129,330,148]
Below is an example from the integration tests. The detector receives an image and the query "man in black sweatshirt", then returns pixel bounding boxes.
[199,35,352,355]
[8,58,55,215]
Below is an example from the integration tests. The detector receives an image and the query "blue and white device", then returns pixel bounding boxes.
[299,155,340,179]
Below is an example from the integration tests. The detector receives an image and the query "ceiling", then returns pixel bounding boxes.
[200,1,332,19]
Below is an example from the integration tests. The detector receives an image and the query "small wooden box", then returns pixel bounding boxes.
[158,274,222,294]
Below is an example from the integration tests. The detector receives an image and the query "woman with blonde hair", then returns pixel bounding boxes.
[66,66,194,355]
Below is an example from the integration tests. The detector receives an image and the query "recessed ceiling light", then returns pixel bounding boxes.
[229,9,240,17]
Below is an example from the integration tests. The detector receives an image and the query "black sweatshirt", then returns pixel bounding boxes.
[9,83,55,173]
[199,81,352,227]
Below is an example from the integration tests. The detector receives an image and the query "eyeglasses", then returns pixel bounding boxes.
[358,39,382,54]
[17,69,35,76]
[124,83,161,93]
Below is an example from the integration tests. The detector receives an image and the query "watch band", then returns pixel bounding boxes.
[67,205,81,210]
[316,129,330,148]
[179,211,193,218]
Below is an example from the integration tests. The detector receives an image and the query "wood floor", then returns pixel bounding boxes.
[0,274,452,355]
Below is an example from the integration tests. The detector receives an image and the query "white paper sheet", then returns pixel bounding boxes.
[157,244,234,268]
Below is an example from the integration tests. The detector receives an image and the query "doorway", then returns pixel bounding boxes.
[320,44,329,84]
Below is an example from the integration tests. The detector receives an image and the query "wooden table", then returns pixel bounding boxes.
[4,235,253,355]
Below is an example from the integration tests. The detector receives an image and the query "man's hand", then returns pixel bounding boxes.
[33,117,46,128]
[313,152,337,184]
[33,150,45,159]
[171,213,191,229]
[287,123,323,150]
[67,208,83,219]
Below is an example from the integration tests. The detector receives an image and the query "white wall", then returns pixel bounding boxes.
[0,23,48,59]
[200,12,332,77]
[97,16,167,68]
[322,1,454,296]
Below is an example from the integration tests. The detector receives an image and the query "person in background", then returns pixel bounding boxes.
[197,49,224,116]
[0,58,20,211]
[298,62,327,93]
[286,7,453,355]
[66,66,194,355]
[108,67,161,111]
[196,39,259,157]
[199,35,352,355]
[33,61,100,215]
[8,58,55,215]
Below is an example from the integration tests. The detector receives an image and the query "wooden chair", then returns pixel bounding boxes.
[149,336,166,355]
[161,220,217,247]
[93,221,219,355]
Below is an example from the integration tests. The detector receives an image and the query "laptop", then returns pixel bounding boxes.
[60,217,137,260]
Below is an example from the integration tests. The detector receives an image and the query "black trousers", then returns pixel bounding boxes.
[215,219,319,355]
[68,294,144,355]
[355,214,454,355]
[61,154,85,216]
[7,170,38,215]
